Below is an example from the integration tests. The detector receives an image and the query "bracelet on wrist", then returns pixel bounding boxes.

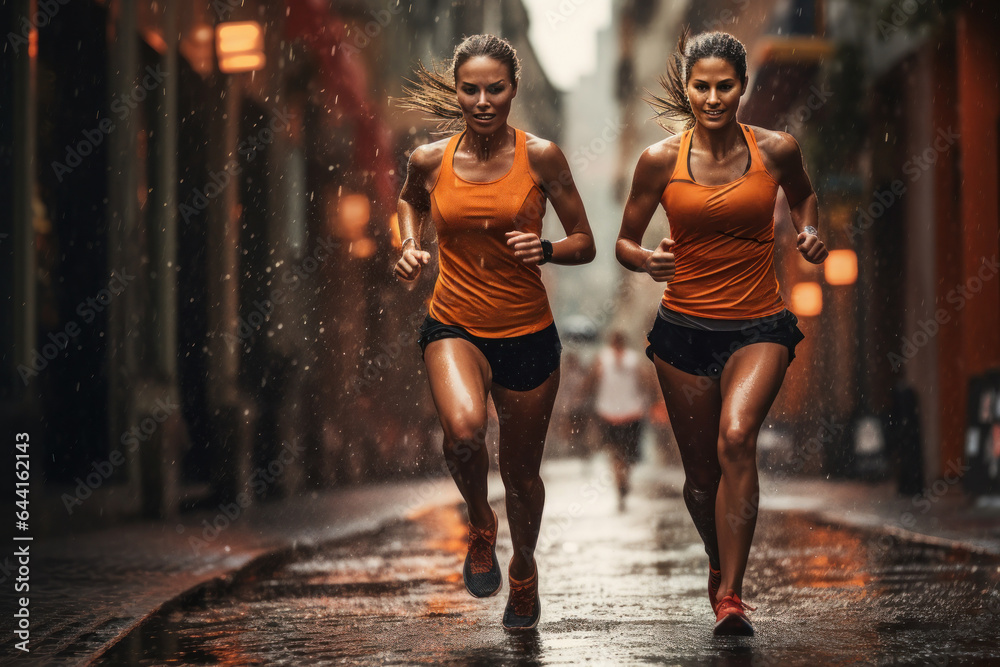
[803,226,818,237]
[401,237,417,250]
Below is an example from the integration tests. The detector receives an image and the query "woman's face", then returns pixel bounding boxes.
[687,57,745,129]
[455,55,517,135]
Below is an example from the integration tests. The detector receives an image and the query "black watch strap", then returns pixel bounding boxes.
[539,239,553,265]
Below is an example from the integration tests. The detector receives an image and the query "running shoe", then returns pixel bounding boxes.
[463,509,501,598]
[502,561,540,631]
[708,566,722,613]
[713,589,756,636]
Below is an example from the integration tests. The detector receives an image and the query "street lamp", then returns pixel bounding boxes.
[215,21,265,73]
[825,249,858,286]
[335,193,376,259]
[791,281,823,316]
[389,213,402,249]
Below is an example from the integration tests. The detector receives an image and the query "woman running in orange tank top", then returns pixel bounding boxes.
[395,35,595,631]
[616,31,828,636]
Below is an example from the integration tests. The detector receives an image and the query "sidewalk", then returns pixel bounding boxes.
[758,473,1000,557]
[3,457,999,665]
[0,473,464,665]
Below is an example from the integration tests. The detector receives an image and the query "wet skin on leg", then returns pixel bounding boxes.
[424,337,495,531]
[715,342,788,599]
[652,354,723,570]
[492,369,560,581]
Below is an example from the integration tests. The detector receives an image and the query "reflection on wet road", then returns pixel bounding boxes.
[98,460,1000,666]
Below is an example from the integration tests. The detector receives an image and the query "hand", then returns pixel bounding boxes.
[796,230,828,264]
[644,238,676,282]
[506,231,544,266]
[394,244,430,282]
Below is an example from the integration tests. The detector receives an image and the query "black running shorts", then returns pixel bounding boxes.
[418,316,561,392]
[645,310,804,379]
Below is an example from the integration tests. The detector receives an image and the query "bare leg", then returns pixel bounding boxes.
[492,370,560,580]
[424,338,494,530]
[651,355,723,569]
[715,343,788,598]
[612,450,630,499]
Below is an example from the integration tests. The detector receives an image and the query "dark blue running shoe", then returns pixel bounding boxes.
[463,510,501,598]
[502,561,540,631]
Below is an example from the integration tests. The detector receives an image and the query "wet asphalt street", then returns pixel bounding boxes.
[97,459,1000,666]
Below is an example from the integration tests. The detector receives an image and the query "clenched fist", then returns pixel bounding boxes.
[394,244,431,282]
[796,230,828,264]
[644,238,676,282]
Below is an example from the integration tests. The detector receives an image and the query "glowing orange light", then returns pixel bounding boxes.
[220,53,265,72]
[791,282,823,316]
[142,28,168,54]
[350,238,377,259]
[215,21,265,73]
[337,194,371,238]
[192,25,213,43]
[28,29,37,58]
[389,213,401,249]
[825,249,858,286]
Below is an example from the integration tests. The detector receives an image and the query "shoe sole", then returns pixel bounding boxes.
[464,578,502,598]
[464,553,502,598]
[713,613,754,636]
[502,602,540,631]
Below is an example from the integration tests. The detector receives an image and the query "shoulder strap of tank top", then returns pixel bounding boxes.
[741,124,766,174]
[436,131,464,185]
[513,128,528,171]
[669,129,695,183]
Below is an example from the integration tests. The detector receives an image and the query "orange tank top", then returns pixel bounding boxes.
[661,124,785,319]
[428,128,553,337]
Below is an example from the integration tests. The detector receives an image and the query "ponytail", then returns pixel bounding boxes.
[646,31,695,134]
[398,61,465,134]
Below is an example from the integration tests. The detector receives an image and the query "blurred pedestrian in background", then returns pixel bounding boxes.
[590,330,653,510]
[550,348,593,457]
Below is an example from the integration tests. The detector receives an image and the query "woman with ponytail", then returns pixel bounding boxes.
[395,34,595,631]
[616,31,828,635]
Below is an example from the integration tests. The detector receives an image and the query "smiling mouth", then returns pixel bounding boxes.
[704,110,725,118]
[473,113,496,121]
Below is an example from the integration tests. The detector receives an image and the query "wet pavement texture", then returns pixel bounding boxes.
[96,460,1000,666]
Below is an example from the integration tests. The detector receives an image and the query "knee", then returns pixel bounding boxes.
[500,462,543,498]
[718,423,757,469]
[441,410,487,452]
[683,475,718,500]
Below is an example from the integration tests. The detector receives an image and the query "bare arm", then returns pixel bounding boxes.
[760,130,828,264]
[509,137,596,266]
[393,147,436,282]
[615,142,677,281]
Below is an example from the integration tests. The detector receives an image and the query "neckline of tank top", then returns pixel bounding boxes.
[448,128,521,185]
[681,124,755,189]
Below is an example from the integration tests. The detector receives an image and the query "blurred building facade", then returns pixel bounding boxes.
[609,0,999,489]
[0,0,560,531]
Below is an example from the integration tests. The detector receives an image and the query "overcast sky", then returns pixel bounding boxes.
[522,0,614,91]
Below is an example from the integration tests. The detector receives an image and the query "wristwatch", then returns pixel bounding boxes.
[539,239,553,265]
[803,226,818,236]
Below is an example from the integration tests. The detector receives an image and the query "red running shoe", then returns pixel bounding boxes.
[713,589,756,636]
[708,567,722,613]
[463,510,501,598]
